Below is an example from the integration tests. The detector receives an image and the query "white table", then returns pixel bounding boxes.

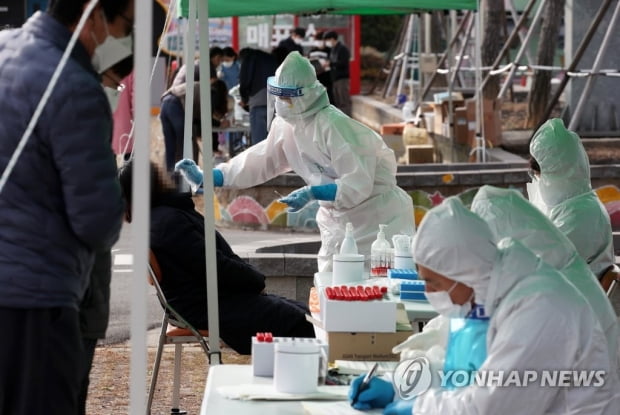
[200,364,344,415]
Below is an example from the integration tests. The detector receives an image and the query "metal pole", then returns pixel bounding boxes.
[540,0,614,125]
[506,0,534,66]
[182,2,197,162]
[450,14,475,88]
[479,0,538,95]
[497,0,547,99]
[198,0,222,366]
[568,0,620,130]
[129,0,152,412]
[396,15,415,103]
[412,10,472,114]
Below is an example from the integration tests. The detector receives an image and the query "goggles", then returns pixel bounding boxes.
[267,76,304,97]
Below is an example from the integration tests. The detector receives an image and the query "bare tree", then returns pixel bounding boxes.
[526,0,565,128]
[481,0,506,99]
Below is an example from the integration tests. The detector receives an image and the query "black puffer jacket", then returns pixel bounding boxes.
[0,12,124,310]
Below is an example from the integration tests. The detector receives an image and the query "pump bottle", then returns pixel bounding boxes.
[370,224,392,277]
[340,222,358,254]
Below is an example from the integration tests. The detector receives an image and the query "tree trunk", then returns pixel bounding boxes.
[525,0,565,128]
[481,0,506,99]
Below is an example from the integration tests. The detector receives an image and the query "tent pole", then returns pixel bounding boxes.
[506,0,533,66]
[496,0,546,100]
[198,0,222,366]
[479,0,537,96]
[412,10,472,115]
[539,0,614,127]
[129,0,152,413]
[568,0,620,130]
[182,2,197,163]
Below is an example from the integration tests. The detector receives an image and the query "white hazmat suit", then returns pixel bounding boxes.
[529,118,614,278]
[217,52,414,271]
[471,185,619,372]
[411,197,619,415]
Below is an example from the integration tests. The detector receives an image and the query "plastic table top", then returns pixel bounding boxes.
[200,364,340,415]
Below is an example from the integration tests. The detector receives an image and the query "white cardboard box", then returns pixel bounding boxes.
[318,285,398,333]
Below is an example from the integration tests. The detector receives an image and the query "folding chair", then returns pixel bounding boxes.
[147,250,211,415]
[600,264,620,298]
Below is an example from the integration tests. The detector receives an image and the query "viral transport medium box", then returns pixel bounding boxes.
[307,305,413,363]
[318,286,398,332]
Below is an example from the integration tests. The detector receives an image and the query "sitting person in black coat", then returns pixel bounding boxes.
[118,161,315,354]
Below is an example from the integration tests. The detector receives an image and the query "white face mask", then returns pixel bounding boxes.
[526,178,548,215]
[293,37,303,45]
[325,40,335,48]
[103,85,122,112]
[425,282,473,318]
[91,14,133,74]
[221,61,234,68]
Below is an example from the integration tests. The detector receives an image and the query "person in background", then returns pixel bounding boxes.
[219,46,240,90]
[171,46,223,87]
[110,59,134,161]
[160,77,229,171]
[528,118,614,280]
[278,27,305,55]
[307,31,333,104]
[177,52,414,272]
[324,30,351,116]
[0,0,129,412]
[118,160,315,355]
[349,197,620,415]
[238,47,278,144]
[471,185,619,371]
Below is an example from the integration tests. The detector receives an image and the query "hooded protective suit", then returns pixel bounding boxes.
[217,52,414,271]
[471,185,619,371]
[529,118,614,278]
[410,197,619,415]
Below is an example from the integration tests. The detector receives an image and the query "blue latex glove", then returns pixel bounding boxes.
[348,375,395,411]
[213,168,224,187]
[279,186,314,212]
[384,399,415,415]
[175,158,204,188]
[310,183,337,201]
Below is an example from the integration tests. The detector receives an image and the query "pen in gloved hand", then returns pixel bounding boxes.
[350,362,379,407]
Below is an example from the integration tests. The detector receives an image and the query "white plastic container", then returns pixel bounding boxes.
[273,341,320,394]
[371,224,392,277]
[392,234,415,269]
[332,253,365,284]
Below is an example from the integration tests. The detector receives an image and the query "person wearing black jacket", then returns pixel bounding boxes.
[238,47,278,144]
[277,27,305,55]
[118,161,315,354]
[324,31,351,116]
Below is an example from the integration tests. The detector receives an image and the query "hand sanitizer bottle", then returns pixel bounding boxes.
[340,222,358,254]
[371,224,392,277]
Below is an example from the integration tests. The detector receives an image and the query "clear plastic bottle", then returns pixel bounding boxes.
[370,224,392,277]
[340,222,358,254]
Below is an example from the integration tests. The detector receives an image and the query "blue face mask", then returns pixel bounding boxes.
[442,304,490,390]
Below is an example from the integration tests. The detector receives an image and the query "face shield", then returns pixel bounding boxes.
[266,76,303,130]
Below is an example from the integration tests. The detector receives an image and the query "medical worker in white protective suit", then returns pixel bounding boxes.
[471,185,619,371]
[176,51,414,271]
[528,118,614,279]
[349,197,619,415]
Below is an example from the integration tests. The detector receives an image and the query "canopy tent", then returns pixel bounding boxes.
[178,0,477,17]
[129,1,481,412]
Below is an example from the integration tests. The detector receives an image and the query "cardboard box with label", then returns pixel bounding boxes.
[308,304,413,362]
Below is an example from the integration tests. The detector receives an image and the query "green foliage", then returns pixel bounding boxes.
[361,15,406,52]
